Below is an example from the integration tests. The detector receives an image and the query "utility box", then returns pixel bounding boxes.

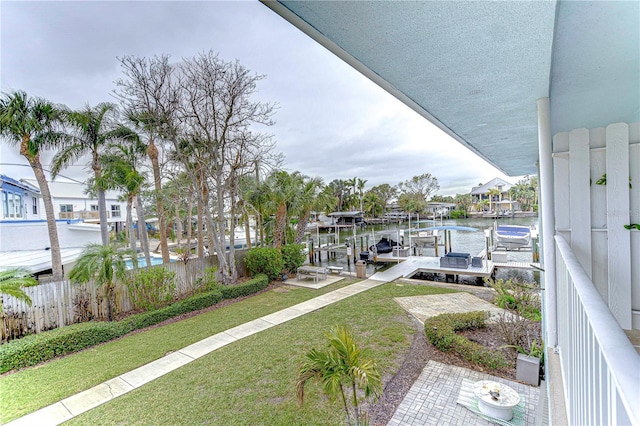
[355,260,367,279]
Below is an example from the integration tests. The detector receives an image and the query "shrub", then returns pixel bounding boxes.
[449,209,467,219]
[1,287,223,374]
[128,267,177,311]
[0,321,121,373]
[195,266,218,293]
[219,274,269,300]
[486,277,541,321]
[1,273,273,374]
[244,247,284,280]
[280,243,306,273]
[424,311,508,370]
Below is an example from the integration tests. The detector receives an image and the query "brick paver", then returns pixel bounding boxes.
[387,361,540,425]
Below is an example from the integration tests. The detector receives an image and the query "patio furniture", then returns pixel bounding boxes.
[296,265,328,283]
[473,380,520,421]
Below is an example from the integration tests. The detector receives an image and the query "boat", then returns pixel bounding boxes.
[369,237,400,254]
[494,225,531,249]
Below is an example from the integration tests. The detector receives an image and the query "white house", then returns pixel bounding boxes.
[21,178,128,224]
[0,176,127,276]
[0,174,42,221]
[262,1,639,424]
[470,177,515,211]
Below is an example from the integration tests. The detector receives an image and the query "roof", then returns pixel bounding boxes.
[328,211,363,217]
[262,1,639,176]
[470,178,514,195]
[0,248,84,274]
[0,175,40,193]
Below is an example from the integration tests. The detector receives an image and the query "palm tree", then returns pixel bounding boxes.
[297,325,382,426]
[100,141,150,266]
[293,176,325,244]
[356,178,367,213]
[486,188,502,212]
[0,268,37,309]
[0,91,66,280]
[52,103,138,245]
[69,243,129,321]
[362,191,383,218]
[265,170,299,248]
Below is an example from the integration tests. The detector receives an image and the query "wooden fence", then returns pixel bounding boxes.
[1,252,247,343]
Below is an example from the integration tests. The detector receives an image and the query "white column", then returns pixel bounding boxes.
[537,97,557,348]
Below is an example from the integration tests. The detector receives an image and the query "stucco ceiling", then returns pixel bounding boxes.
[262,0,639,177]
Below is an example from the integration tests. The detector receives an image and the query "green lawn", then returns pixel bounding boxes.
[1,280,455,425]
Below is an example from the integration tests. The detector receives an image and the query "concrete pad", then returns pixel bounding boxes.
[394,292,508,324]
[284,275,344,289]
[223,318,273,339]
[179,331,238,359]
[62,377,133,416]
[120,351,194,388]
[261,307,307,325]
[5,402,73,426]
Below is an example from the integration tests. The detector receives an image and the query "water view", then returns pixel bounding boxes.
[309,216,539,283]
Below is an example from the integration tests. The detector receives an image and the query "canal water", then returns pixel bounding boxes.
[307,216,540,284]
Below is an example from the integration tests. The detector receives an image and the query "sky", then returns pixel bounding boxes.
[0,0,517,196]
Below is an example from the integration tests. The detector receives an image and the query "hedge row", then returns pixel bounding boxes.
[0,274,269,374]
[424,311,508,370]
[219,274,269,300]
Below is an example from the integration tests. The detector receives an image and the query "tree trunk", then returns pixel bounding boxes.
[244,209,252,250]
[147,139,170,263]
[175,198,182,250]
[135,195,152,266]
[92,153,110,245]
[294,208,311,244]
[186,190,194,256]
[126,195,136,262]
[274,202,287,248]
[26,152,63,280]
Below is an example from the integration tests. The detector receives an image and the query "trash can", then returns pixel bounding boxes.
[356,260,367,279]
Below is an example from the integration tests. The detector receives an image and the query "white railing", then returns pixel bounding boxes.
[555,235,639,426]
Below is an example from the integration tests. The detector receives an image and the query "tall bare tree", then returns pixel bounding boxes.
[114,55,180,264]
[175,51,276,284]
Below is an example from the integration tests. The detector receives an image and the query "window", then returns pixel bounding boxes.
[90,204,99,212]
[2,191,23,219]
[60,205,73,213]
[32,197,38,215]
[111,204,121,218]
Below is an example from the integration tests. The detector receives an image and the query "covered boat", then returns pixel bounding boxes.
[494,225,531,249]
[369,237,400,254]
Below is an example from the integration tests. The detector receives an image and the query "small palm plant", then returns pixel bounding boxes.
[297,325,382,426]
[0,268,37,310]
[69,243,130,321]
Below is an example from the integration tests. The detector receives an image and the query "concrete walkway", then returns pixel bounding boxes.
[7,277,387,426]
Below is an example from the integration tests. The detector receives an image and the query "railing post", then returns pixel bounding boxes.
[537,97,557,348]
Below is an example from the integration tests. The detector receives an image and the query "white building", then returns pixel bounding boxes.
[21,178,128,223]
[263,2,639,424]
[0,176,127,276]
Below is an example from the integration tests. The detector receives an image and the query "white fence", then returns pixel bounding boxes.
[1,256,222,343]
[552,121,639,329]
[555,235,639,425]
